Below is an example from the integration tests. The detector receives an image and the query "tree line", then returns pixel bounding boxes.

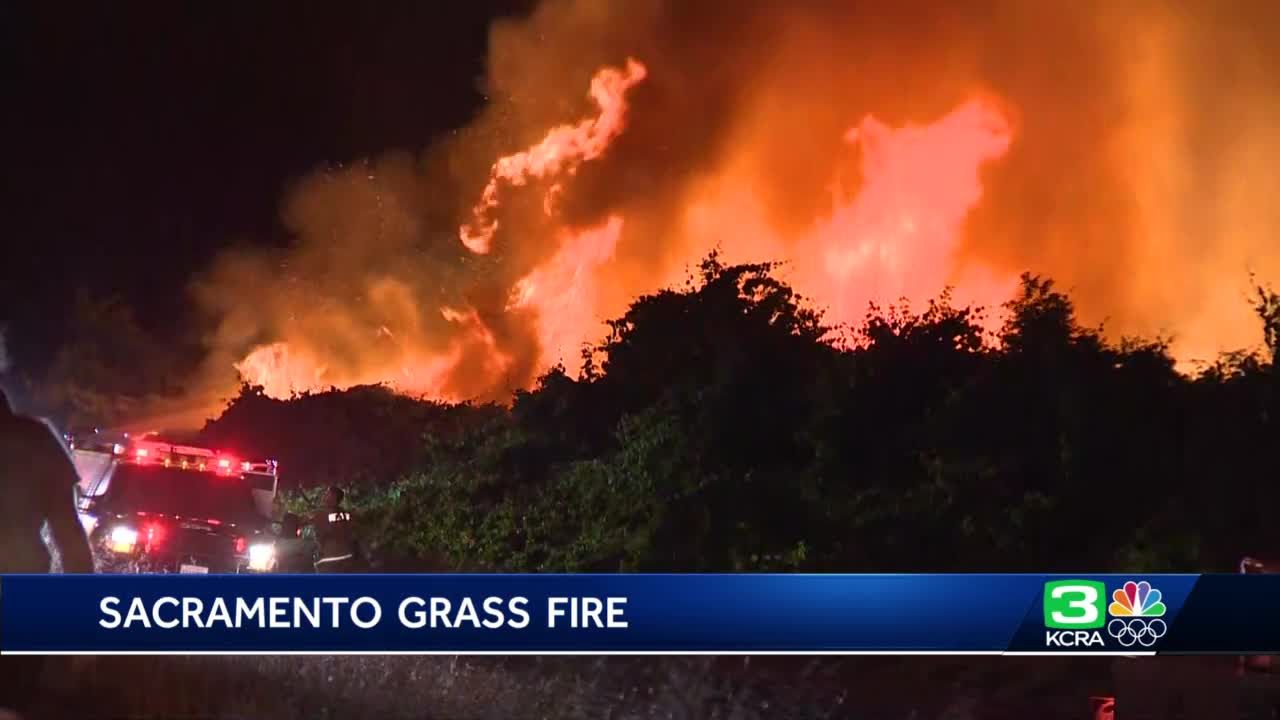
[204,255,1278,573]
[29,254,1280,573]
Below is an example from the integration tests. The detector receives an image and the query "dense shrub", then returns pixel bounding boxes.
[198,384,499,492]
[220,256,1278,573]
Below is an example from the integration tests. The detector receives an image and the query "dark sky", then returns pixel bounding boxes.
[1,1,533,369]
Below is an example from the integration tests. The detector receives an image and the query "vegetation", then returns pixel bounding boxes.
[20,253,1263,574]
[191,255,1275,575]
[198,384,498,493]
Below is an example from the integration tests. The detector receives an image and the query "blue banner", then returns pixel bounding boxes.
[0,573,1258,655]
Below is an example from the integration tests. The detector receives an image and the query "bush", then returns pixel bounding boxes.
[257,259,1278,575]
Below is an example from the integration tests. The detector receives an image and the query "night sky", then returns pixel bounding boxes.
[2,1,534,370]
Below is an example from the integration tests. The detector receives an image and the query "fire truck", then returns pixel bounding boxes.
[71,432,282,573]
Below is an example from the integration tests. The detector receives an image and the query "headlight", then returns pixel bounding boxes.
[247,542,276,572]
[109,526,138,554]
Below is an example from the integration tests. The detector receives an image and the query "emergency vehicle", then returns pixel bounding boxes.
[71,432,281,573]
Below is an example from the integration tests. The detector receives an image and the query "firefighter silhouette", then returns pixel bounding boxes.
[311,486,362,572]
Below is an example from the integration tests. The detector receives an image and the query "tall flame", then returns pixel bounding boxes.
[675,98,1015,332]
[459,58,647,254]
[228,60,1015,403]
[507,215,624,370]
[798,98,1015,326]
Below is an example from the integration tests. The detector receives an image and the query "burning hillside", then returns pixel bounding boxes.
[197,0,1280,405]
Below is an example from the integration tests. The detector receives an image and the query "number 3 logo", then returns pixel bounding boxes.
[1044,580,1106,629]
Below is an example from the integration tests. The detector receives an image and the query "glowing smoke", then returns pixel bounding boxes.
[192,0,1280,407]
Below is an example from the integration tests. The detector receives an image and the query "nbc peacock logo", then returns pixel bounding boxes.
[1106,580,1167,648]
[1108,580,1166,618]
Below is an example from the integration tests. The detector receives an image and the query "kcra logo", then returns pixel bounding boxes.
[1043,580,1168,649]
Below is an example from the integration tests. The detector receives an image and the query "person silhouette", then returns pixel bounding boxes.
[0,387,94,574]
[273,512,314,573]
[311,486,362,573]
[0,386,95,717]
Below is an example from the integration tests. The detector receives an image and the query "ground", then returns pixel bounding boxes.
[3,655,1112,720]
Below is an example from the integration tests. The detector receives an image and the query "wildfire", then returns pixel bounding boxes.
[459,58,648,254]
[227,56,1008,399]
[194,0,1280,420]
[235,304,513,402]
[233,57,1018,403]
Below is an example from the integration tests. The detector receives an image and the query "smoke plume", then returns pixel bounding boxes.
[194,0,1280,406]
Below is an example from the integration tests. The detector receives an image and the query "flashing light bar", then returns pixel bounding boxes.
[109,440,277,477]
[67,432,278,477]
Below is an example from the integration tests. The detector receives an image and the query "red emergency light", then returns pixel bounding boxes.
[115,438,277,479]
[144,521,165,546]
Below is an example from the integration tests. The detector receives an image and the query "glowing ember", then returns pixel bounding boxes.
[459,59,647,254]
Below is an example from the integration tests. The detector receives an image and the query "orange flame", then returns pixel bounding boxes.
[232,62,1015,405]
[507,215,624,370]
[459,59,648,254]
[235,303,513,402]
[676,97,1015,333]
[799,98,1015,326]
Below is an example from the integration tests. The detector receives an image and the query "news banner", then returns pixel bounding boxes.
[0,574,1275,655]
